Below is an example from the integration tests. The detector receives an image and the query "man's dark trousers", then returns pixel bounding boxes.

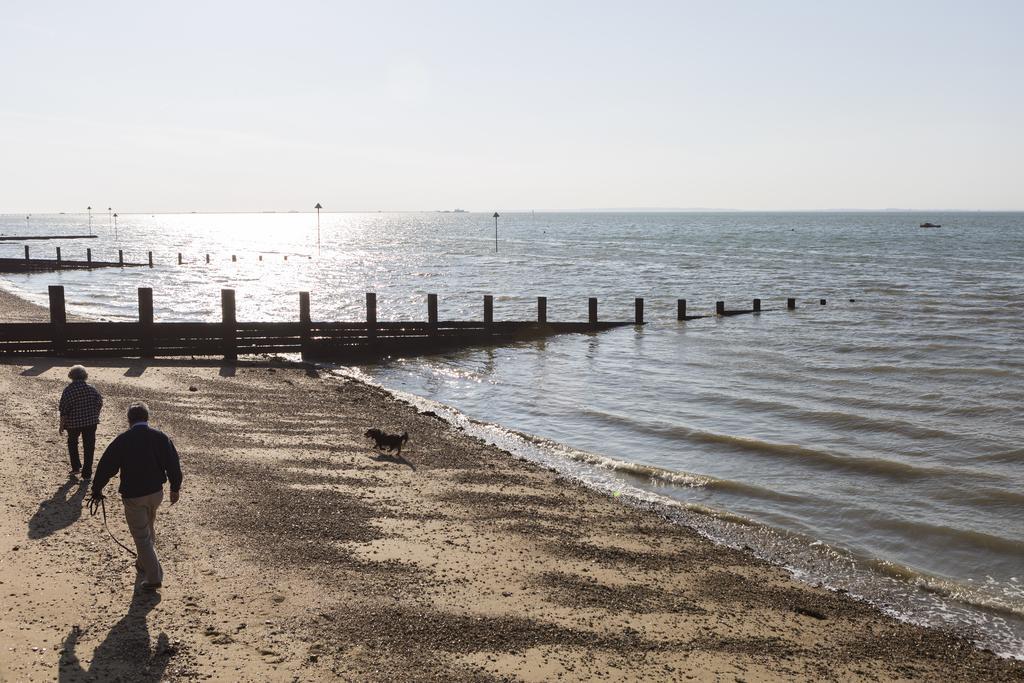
[67,425,97,477]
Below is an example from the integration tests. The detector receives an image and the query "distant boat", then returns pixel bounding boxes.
[920,222,941,228]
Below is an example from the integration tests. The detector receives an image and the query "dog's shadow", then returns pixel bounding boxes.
[369,451,417,471]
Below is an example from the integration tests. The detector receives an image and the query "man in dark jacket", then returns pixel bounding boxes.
[92,401,182,590]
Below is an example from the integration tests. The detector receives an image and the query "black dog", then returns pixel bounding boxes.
[364,428,409,456]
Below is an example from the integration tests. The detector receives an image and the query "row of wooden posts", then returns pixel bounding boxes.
[47,285,821,329]
[17,246,301,266]
[7,250,835,314]
[2,286,824,360]
[33,286,644,360]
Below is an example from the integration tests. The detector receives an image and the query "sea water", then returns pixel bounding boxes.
[1,211,1022,656]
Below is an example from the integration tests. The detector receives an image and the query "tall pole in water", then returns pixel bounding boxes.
[493,212,500,253]
[108,207,112,232]
[87,206,92,236]
[113,213,118,241]
[314,203,322,254]
[25,215,30,231]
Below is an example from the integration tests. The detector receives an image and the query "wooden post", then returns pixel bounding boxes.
[483,295,493,325]
[537,296,547,323]
[753,298,761,312]
[634,297,644,325]
[55,247,61,265]
[48,286,66,355]
[148,251,153,268]
[48,286,67,323]
[366,293,377,341]
[138,287,154,358]
[716,301,725,315]
[677,299,687,320]
[588,297,598,325]
[820,299,827,305]
[787,298,796,310]
[24,245,29,261]
[259,254,263,261]
[284,255,288,261]
[86,248,92,266]
[118,249,124,267]
[427,293,438,336]
[299,291,311,359]
[232,255,237,262]
[206,254,210,264]
[221,289,237,361]
[177,252,182,265]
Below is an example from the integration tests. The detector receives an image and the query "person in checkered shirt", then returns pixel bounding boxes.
[58,365,104,480]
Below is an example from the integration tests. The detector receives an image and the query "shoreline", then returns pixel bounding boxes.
[0,284,59,322]
[1,286,1022,680]
[343,366,1024,658]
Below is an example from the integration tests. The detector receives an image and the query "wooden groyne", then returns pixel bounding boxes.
[0,247,302,273]
[0,235,98,241]
[0,287,638,361]
[0,246,146,272]
[0,286,825,362]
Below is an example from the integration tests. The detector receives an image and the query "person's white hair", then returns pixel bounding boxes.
[68,365,88,381]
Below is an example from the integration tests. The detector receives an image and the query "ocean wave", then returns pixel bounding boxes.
[498,428,805,503]
[929,484,1024,509]
[578,408,947,480]
[870,517,1024,556]
[692,390,959,440]
[825,364,1017,378]
[862,557,1024,621]
[975,448,1024,465]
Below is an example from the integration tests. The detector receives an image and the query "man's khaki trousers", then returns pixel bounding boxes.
[123,490,164,585]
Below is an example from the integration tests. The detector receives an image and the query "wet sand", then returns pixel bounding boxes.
[0,287,1021,681]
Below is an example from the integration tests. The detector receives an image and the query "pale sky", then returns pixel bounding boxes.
[1,1,1021,212]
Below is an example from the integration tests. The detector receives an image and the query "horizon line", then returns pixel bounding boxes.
[3,208,1024,216]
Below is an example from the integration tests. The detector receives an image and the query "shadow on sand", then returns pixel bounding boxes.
[9,356,291,379]
[58,586,170,682]
[28,477,88,540]
[371,452,417,471]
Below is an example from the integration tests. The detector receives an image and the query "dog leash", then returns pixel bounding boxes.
[87,493,138,558]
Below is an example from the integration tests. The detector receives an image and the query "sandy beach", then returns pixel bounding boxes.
[0,287,1021,682]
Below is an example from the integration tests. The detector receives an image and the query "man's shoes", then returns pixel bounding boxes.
[141,582,162,591]
[81,474,92,482]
